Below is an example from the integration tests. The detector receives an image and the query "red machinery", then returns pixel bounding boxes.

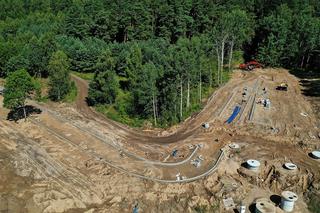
[239,60,263,71]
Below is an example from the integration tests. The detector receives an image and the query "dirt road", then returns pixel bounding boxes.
[0,68,319,212]
[70,71,257,144]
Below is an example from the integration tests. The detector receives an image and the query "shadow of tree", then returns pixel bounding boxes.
[289,69,320,97]
[85,97,94,106]
[7,105,42,121]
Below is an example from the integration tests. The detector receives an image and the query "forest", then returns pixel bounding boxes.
[0,0,319,126]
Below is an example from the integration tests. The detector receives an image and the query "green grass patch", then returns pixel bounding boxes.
[308,192,320,213]
[33,78,49,103]
[232,50,245,66]
[96,104,145,127]
[193,202,219,213]
[94,91,139,127]
[32,78,77,103]
[179,86,217,124]
[36,95,49,103]
[63,81,77,103]
[222,69,232,83]
[72,72,95,81]
[202,87,216,100]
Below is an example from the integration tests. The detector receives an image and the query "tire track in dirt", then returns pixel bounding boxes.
[0,122,101,202]
[31,117,200,167]
[70,72,256,144]
[28,118,225,183]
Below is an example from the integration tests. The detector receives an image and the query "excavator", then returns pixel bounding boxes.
[276,82,288,91]
[239,60,263,71]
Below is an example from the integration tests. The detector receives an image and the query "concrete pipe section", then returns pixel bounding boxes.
[229,143,240,149]
[311,151,320,159]
[284,162,298,170]
[239,202,246,213]
[281,191,298,212]
[255,198,275,213]
[202,122,210,129]
[246,159,261,170]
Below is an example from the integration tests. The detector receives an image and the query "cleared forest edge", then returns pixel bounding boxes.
[0,68,319,212]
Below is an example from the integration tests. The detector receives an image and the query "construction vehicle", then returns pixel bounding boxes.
[276,82,288,91]
[239,60,263,71]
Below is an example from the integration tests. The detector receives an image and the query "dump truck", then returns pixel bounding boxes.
[239,60,263,71]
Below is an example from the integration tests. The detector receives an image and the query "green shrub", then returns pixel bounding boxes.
[63,81,77,103]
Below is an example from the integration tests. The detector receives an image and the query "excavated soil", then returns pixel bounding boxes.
[0,68,319,213]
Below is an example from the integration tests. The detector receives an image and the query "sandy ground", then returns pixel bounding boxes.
[0,68,319,213]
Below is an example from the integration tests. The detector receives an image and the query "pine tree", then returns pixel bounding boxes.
[65,4,90,39]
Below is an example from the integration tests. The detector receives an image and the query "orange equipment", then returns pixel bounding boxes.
[239,60,263,71]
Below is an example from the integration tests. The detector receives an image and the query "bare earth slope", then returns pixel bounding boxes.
[0,68,319,212]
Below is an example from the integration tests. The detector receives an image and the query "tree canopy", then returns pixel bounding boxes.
[0,0,319,126]
[48,50,71,101]
[3,69,35,119]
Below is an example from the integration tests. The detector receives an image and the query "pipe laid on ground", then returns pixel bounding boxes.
[218,91,237,117]
[226,106,241,124]
[33,109,199,167]
[31,119,225,183]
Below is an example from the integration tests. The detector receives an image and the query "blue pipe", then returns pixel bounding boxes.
[226,106,241,124]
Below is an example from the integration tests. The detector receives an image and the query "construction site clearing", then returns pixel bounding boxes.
[0,68,319,213]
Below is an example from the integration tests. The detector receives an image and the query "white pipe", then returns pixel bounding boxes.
[281,191,298,212]
[239,203,246,213]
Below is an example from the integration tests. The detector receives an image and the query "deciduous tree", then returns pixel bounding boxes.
[3,69,35,120]
[48,51,71,101]
[88,70,119,105]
